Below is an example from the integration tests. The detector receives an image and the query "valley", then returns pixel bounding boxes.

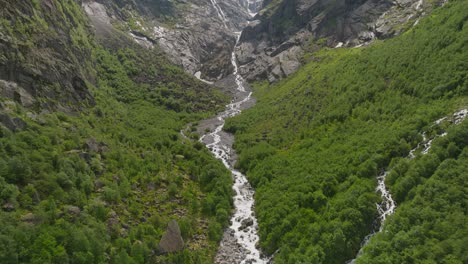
[0,0,467,263]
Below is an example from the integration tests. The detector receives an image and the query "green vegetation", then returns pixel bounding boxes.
[0,0,96,109]
[357,120,468,263]
[111,0,186,28]
[225,1,468,263]
[0,0,232,263]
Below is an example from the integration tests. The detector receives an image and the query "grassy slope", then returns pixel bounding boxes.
[0,1,231,263]
[225,1,468,263]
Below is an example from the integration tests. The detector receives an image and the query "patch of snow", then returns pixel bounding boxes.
[194,71,214,84]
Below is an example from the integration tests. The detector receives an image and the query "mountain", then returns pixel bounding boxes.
[0,0,96,112]
[236,0,447,82]
[0,0,234,262]
[225,0,467,262]
[1,0,467,263]
[81,0,253,81]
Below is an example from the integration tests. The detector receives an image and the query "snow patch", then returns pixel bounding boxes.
[194,71,214,84]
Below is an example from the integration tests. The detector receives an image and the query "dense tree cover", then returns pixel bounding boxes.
[225,1,468,263]
[0,0,232,263]
[357,120,468,263]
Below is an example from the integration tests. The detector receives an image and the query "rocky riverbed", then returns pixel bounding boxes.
[197,49,268,264]
[196,1,270,260]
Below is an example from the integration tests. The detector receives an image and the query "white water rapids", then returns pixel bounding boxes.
[198,1,269,263]
[347,108,468,263]
[199,35,268,264]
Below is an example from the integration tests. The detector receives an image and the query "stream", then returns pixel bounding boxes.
[347,108,468,263]
[198,35,268,264]
[197,1,268,263]
[195,0,468,262]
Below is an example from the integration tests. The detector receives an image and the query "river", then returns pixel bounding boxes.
[198,34,268,264]
[197,1,268,263]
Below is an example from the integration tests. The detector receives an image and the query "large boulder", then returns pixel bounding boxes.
[158,220,185,254]
[0,114,27,132]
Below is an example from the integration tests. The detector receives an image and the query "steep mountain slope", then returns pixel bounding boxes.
[0,0,234,263]
[0,0,96,112]
[225,0,468,262]
[2,0,466,263]
[236,0,446,82]
[82,0,254,81]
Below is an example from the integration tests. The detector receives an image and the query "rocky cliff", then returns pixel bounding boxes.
[82,0,257,81]
[0,0,96,112]
[236,0,447,82]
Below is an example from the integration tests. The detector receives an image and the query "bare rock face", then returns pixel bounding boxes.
[158,220,185,254]
[236,0,442,82]
[0,114,27,132]
[0,80,35,108]
[147,0,250,80]
[0,0,96,112]
[84,0,254,81]
[83,1,113,36]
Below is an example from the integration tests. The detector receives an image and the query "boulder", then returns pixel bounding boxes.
[2,202,15,212]
[84,138,108,153]
[0,114,27,132]
[66,205,81,216]
[158,220,185,254]
[239,217,254,231]
[21,213,41,224]
[84,138,100,153]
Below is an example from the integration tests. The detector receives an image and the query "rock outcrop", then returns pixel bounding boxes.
[0,0,96,112]
[84,0,255,81]
[0,113,27,132]
[236,0,444,82]
[158,220,185,254]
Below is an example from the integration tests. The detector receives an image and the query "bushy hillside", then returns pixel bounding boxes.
[0,0,96,110]
[0,0,232,263]
[357,120,468,263]
[225,0,468,263]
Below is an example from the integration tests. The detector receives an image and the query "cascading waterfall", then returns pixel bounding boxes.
[231,32,246,92]
[200,32,267,264]
[347,108,468,264]
[200,1,269,263]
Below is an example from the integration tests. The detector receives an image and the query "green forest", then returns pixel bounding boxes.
[0,0,233,263]
[1,0,467,263]
[224,0,468,263]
